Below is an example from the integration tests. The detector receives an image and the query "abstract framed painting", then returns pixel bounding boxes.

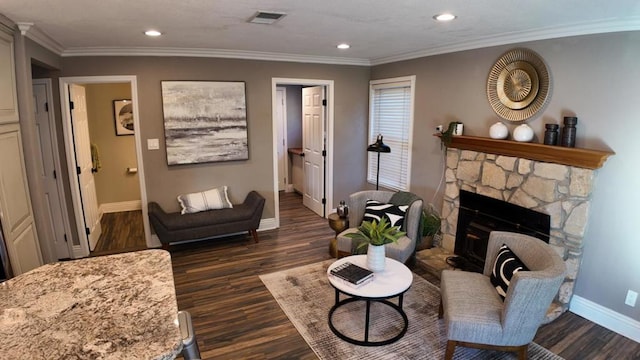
[161,81,248,165]
[113,99,134,136]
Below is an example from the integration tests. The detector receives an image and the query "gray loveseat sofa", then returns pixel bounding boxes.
[148,191,265,249]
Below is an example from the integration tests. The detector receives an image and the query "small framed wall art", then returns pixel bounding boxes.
[113,99,134,136]
[161,80,249,165]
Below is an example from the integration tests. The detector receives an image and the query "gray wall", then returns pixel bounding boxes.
[371,31,640,320]
[85,83,140,205]
[59,57,371,217]
[285,85,302,149]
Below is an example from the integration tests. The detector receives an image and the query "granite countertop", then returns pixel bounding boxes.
[0,249,182,359]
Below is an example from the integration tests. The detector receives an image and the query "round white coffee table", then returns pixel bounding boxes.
[326,255,413,346]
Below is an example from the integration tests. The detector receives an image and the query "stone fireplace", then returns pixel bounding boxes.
[453,189,551,273]
[422,135,613,321]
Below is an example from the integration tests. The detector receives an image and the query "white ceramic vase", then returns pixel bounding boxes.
[513,124,534,142]
[367,244,386,272]
[489,122,509,139]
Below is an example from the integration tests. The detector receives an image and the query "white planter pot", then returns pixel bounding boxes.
[367,244,386,272]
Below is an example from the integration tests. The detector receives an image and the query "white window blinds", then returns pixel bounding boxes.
[368,77,415,191]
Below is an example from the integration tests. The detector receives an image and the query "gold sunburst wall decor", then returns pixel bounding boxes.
[487,48,551,122]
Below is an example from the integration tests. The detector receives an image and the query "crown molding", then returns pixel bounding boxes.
[61,46,371,66]
[18,23,65,55]
[370,18,640,65]
[14,17,640,67]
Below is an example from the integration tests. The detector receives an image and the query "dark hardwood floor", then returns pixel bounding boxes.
[111,192,639,359]
[91,210,147,257]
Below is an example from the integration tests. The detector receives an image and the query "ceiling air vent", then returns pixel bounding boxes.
[248,11,287,25]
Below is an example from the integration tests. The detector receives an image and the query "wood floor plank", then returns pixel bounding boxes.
[103,192,640,359]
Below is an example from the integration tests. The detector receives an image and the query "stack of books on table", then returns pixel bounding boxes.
[330,262,374,288]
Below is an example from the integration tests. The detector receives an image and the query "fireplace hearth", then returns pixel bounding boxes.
[451,190,550,272]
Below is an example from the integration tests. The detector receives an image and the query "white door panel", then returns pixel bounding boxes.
[9,224,41,274]
[69,84,102,251]
[0,129,31,232]
[0,30,18,124]
[33,82,71,259]
[302,86,325,216]
[0,123,43,275]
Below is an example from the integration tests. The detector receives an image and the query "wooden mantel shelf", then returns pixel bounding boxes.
[442,135,614,170]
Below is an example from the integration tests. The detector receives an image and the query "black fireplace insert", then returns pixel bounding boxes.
[452,190,550,273]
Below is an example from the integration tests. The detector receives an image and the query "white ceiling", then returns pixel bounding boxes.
[2,0,640,65]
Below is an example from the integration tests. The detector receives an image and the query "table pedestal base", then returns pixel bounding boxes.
[328,289,409,346]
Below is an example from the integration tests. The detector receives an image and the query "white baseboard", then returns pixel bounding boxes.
[570,295,640,342]
[149,234,162,248]
[259,217,277,231]
[100,200,142,213]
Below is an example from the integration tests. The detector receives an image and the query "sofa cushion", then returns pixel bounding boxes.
[362,200,407,228]
[490,244,529,299]
[178,186,232,214]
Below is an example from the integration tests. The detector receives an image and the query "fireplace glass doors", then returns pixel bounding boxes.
[454,190,550,273]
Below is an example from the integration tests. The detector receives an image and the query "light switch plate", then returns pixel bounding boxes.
[147,138,160,150]
[625,290,637,307]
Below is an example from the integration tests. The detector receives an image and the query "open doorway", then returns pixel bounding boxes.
[271,78,335,227]
[59,76,150,257]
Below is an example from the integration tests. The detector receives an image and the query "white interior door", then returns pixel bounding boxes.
[276,87,287,191]
[302,86,325,216]
[0,123,43,275]
[69,84,102,251]
[33,81,71,259]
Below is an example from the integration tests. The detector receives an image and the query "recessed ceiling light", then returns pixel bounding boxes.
[145,30,162,37]
[433,13,456,22]
[337,43,350,49]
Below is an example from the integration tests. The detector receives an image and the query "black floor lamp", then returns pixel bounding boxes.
[367,134,391,190]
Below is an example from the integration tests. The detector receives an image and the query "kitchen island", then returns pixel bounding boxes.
[0,249,182,359]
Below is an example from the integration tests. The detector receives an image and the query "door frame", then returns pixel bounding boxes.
[59,75,149,258]
[32,78,74,259]
[271,78,334,226]
[276,86,288,192]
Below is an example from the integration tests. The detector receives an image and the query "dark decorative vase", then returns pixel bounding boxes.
[561,117,578,147]
[544,124,559,145]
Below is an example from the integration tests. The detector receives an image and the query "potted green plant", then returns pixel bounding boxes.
[418,206,442,251]
[346,217,406,272]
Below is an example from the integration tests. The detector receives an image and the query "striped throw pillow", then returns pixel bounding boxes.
[362,200,408,228]
[177,186,233,214]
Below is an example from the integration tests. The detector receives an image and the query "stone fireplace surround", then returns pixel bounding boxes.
[421,135,613,322]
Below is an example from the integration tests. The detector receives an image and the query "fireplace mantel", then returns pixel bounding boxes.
[437,135,614,169]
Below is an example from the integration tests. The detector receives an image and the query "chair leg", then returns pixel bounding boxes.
[517,344,528,360]
[444,340,457,360]
[250,229,259,243]
[438,299,444,319]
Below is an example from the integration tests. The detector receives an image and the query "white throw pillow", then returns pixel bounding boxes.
[177,186,233,214]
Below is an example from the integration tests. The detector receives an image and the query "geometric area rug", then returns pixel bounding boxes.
[260,260,564,360]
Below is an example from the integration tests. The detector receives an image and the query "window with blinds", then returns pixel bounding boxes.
[368,76,415,191]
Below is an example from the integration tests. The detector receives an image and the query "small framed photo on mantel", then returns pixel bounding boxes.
[113,99,134,136]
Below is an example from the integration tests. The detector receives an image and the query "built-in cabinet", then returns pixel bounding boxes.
[0,24,43,276]
[0,28,18,124]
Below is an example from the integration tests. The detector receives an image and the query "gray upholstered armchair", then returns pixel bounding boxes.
[336,190,423,264]
[439,231,566,360]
